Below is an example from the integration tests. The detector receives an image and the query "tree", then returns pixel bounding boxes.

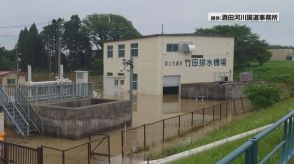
[63,15,92,70]
[0,46,15,70]
[17,27,29,69]
[17,24,48,71]
[196,25,271,67]
[82,14,141,54]
[41,19,63,73]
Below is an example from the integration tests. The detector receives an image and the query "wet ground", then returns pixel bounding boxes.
[4,94,226,164]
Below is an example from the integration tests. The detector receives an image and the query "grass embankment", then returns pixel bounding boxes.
[173,128,283,164]
[234,61,294,99]
[234,61,294,82]
[150,98,294,162]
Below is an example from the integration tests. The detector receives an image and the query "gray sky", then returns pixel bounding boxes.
[0,0,293,50]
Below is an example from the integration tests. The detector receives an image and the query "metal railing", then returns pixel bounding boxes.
[0,86,30,136]
[121,97,252,158]
[0,141,42,164]
[18,83,93,103]
[42,134,110,164]
[14,87,44,134]
[218,110,294,164]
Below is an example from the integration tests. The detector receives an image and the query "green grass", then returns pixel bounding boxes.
[149,98,294,160]
[173,127,284,164]
[234,61,294,82]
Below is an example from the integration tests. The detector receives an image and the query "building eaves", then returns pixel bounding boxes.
[104,33,234,43]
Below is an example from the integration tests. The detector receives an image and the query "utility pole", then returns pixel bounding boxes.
[57,19,62,78]
[122,57,134,110]
[129,57,134,108]
[16,53,20,86]
[54,18,63,79]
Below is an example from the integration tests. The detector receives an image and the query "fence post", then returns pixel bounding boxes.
[87,141,91,164]
[178,115,181,136]
[144,124,146,149]
[281,120,288,164]
[108,135,111,164]
[226,101,228,118]
[248,138,258,164]
[62,150,65,164]
[121,130,124,158]
[213,105,215,122]
[162,120,165,143]
[286,117,293,160]
[37,146,43,164]
[191,112,194,126]
[219,104,222,120]
[233,99,237,115]
[202,108,205,124]
[240,97,245,113]
[4,142,8,163]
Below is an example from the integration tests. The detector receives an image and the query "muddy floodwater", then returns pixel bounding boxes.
[4,94,225,164]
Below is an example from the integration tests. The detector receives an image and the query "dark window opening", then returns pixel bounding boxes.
[167,44,179,52]
[163,86,179,94]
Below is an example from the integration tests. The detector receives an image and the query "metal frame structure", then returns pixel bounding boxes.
[0,82,93,137]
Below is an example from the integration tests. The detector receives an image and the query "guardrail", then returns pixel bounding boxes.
[218,110,294,164]
[3,83,94,103]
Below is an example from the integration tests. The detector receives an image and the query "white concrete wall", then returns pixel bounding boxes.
[269,48,294,61]
[103,37,162,97]
[103,35,234,97]
[162,36,234,84]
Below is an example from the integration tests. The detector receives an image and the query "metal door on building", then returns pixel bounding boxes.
[163,75,180,87]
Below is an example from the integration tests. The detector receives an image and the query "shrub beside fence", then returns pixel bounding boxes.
[121,97,252,158]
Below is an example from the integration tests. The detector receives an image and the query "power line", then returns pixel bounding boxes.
[0,21,49,29]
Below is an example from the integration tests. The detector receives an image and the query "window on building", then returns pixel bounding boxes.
[107,45,113,58]
[118,44,125,57]
[7,78,16,85]
[107,72,113,76]
[77,73,83,79]
[120,80,124,85]
[167,44,179,52]
[132,74,138,90]
[118,73,125,76]
[114,80,119,86]
[131,43,138,57]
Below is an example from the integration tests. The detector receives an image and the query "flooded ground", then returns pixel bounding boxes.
[4,93,228,163]
[132,94,223,127]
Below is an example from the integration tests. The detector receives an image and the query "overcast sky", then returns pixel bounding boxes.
[0,0,293,50]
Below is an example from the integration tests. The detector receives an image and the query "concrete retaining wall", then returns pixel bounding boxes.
[181,82,246,100]
[33,98,131,139]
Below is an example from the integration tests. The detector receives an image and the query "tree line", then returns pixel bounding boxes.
[0,15,282,74]
[1,14,141,75]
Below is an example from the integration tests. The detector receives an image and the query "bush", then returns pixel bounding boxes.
[244,84,281,108]
[269,75,294,84]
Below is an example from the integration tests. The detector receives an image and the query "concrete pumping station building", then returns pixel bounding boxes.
[103,33,234,98]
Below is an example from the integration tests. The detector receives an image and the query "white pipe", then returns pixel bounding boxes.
[28,65,32,83]
[28,81,58,85]
[60,64,64,80]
